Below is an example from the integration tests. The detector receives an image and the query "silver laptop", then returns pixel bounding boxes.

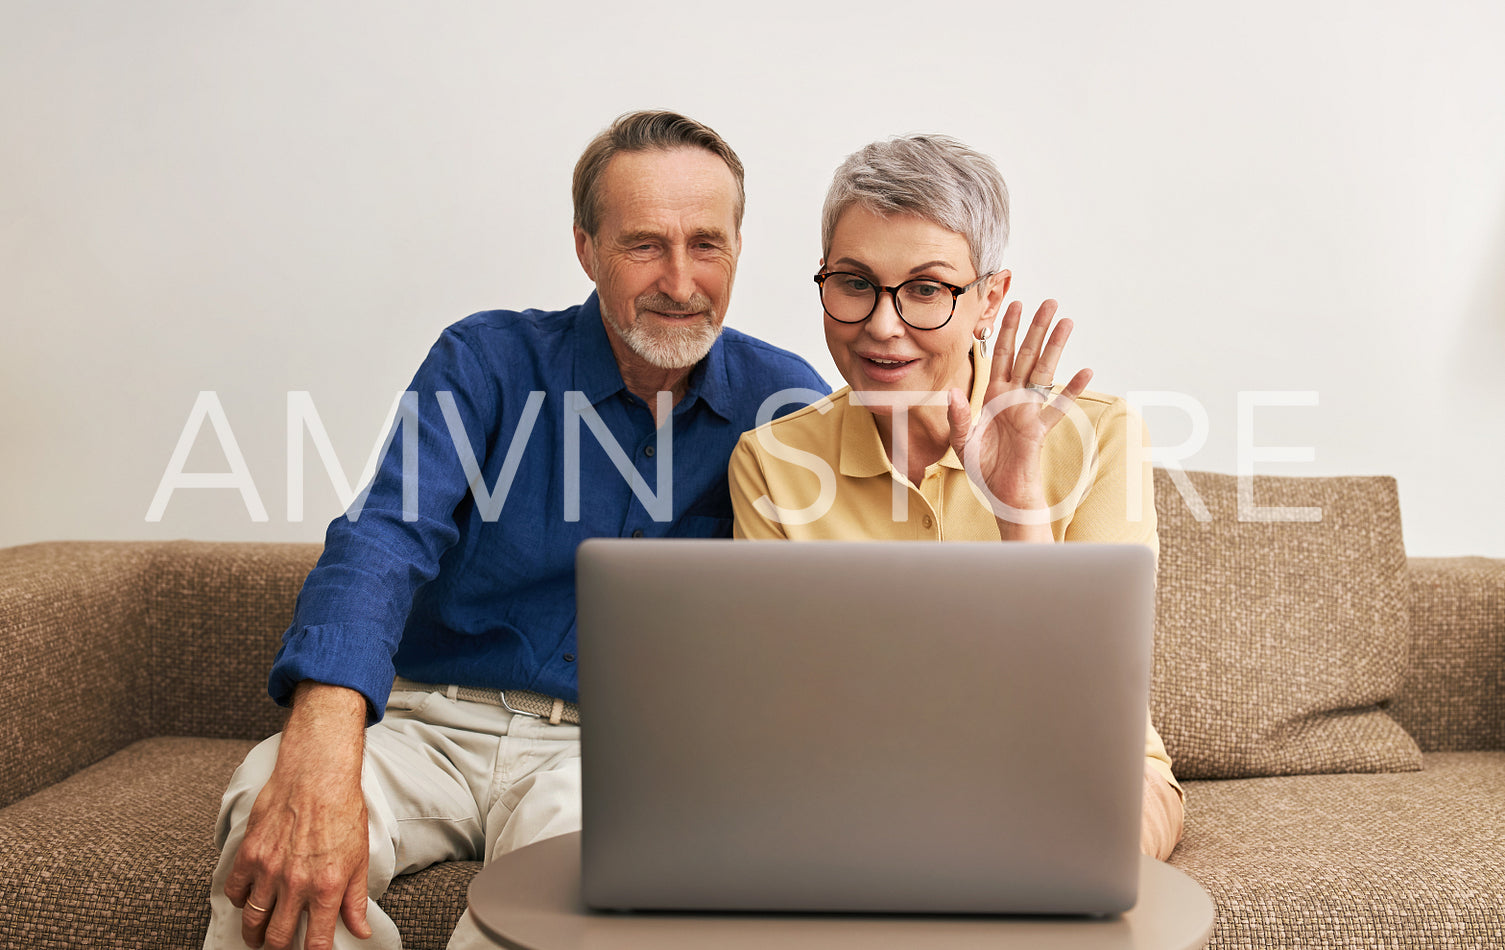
[575,539,1155,916]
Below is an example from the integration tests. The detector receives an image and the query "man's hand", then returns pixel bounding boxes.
[223,682,374,950]
[1140,764,1185,861]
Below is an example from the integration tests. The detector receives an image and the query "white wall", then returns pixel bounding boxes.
[3,0,1503,555]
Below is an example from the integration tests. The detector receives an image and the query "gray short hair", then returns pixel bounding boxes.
[821,134,1010,275]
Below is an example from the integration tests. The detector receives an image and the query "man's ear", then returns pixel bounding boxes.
[573,225,596,281]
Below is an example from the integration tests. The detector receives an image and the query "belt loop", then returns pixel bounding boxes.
[447,684,459,702]
[548,697,564,725]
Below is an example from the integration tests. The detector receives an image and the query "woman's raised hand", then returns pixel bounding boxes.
[946,299,1092,526]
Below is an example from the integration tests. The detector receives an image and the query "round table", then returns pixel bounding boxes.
[468,833,1215,950]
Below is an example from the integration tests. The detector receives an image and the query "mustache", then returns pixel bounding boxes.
[636,292,714,317]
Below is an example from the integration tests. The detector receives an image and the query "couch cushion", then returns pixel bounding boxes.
[1152,469,1423,779]
[1171,751,1505,948]
[0,736,476,950]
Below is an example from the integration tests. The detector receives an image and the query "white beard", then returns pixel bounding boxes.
[612,311,723,369]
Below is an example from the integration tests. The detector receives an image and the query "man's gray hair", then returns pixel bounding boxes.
[821,134,1010,275]
[573,110,745,237]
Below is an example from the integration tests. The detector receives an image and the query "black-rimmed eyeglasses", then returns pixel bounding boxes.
[813,271,993,330]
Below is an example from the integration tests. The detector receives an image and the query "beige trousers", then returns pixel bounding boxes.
[203,684,582,950]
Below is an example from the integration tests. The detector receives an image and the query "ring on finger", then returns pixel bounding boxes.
[1026,382,1054,397]
[245,898,272,914]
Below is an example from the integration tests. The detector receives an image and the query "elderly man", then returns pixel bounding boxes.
[203,111,827,950]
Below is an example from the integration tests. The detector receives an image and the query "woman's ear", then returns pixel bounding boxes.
[983,270,1012,317]
[975,269,1012,337]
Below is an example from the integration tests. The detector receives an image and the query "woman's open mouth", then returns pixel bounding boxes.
[858,354,919,381]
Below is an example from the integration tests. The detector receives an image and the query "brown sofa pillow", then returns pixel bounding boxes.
[1150,469,1422,779]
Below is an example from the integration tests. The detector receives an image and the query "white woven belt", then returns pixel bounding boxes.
[392,677,580,725]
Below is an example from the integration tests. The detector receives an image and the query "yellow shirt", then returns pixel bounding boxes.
[729,350,1179,794]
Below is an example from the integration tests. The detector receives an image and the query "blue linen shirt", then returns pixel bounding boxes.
[269,293,828,722]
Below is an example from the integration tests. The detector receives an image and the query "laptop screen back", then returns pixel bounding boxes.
[577,539,1155,915]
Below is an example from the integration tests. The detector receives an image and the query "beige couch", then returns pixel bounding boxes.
[1,471,1501,948]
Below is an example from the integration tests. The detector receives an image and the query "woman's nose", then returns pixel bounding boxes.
[864,290,906,339]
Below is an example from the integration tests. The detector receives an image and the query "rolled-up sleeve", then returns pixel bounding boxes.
[269,329,499,722]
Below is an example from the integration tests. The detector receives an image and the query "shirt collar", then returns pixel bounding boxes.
[689,325,734,422]
[573,293,628,405]
[837,340,992,478]
[571,292,733,422]
[837,391,892,478]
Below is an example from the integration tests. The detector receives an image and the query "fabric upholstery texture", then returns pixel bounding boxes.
[1151,468,1424,779]
[0,541,314,811]
[144,541,318,741]
[0,737,475,950]
[1389,557,1505,753]
[0,738,235,949]
[0,542,155,809]
[1171,752,1505,948]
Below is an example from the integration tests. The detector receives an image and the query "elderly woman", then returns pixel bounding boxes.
[728,135,1184,860]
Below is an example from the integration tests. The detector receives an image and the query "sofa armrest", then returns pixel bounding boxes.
[0,540,323,808]
[1390,557,1505,752]
[0,542,156,808]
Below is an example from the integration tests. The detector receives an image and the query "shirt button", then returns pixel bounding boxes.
[923,515,934,529]
[563,653,576,663]
[631,529,644,538]
[644,445,655,457]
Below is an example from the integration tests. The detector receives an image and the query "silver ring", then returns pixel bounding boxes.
[245,899,271,914]
[1026,383,1054,397]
